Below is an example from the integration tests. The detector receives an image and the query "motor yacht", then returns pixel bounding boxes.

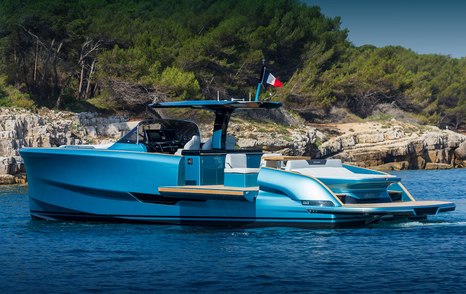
[20,100,455,228]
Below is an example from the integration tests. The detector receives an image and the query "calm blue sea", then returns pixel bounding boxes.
[1,169,465,293]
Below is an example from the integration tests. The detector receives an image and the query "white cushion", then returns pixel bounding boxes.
[184,135,200,150]
[325,159,343,167]
[202,137,212,150]
[285,159,343,170]
[285,160,311,170]
[294,167,396,180]
[224,168,260,174]
[225,154,247,168]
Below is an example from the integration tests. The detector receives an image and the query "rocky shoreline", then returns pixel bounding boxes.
[1,107,465,184]
[229,119,466,170]
[317,121,466,169]
[0,108,134,184]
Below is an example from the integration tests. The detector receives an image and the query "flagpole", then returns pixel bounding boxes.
[254,60,266,101]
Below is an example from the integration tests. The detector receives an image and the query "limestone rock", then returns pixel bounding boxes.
[0,174,16,185]
[425,163,452,170]
[0,173,26,184]
[317,122,466,170]
[372,161,409,171]
[0,156,22,175]
[455,141,466,160]
[0,107,131,181]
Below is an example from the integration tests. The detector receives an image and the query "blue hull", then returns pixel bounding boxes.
[20,147,455,228]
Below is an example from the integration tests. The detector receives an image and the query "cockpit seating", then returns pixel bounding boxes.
[224,154,260,173]
[175,135,200,155]
[285,159,342,170]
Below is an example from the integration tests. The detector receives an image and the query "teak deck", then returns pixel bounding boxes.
[158,185,259,201]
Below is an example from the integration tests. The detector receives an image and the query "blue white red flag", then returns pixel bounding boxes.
[261,69,283,87]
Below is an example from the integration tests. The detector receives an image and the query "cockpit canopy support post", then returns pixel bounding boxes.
[212,110,233,149]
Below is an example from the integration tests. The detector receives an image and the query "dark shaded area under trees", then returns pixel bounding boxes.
[0,0,464,129]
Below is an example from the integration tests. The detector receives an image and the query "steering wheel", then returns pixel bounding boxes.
[147,141,176,153]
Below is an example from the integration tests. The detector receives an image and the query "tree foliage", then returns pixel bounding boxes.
[286,45,466,128]
[0,0,464,129]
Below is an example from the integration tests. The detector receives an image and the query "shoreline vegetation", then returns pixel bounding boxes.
[0,0,464,130]
[0,0,465,184]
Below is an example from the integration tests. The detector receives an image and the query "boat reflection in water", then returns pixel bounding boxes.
[20,100,455,228]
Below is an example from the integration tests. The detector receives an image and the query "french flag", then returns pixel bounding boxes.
[262,69,283,87]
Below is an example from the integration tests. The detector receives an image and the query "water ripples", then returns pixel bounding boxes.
[1,169,466,293]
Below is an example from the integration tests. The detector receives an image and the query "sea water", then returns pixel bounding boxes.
[0,169,465,293]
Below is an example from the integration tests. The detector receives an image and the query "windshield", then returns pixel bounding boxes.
[118,119,200,147]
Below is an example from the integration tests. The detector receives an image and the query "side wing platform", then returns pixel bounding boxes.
[158,185,259,202]
[307,201,456,217]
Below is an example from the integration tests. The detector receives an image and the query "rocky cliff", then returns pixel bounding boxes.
[229,120,466,170]
[0,108,134,184]
[315,122,466,170]
[1,108,465,184]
